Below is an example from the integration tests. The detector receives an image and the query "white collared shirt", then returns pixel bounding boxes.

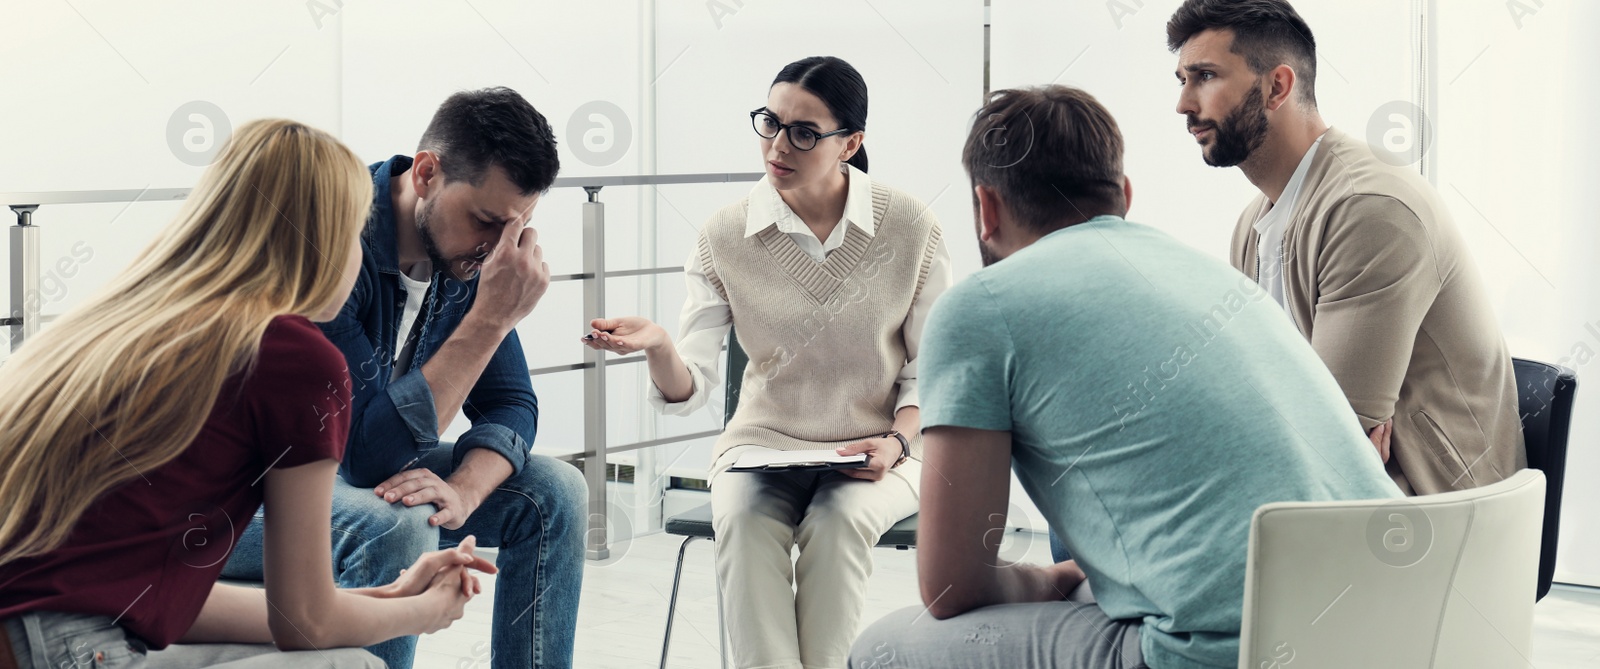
[647,163,952,415]
[1255,132,1326,311]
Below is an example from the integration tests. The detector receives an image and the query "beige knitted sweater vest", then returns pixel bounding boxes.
[699,182,942,464]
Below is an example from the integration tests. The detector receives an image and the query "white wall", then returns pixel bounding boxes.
[0,0,343,328]
[991,0,1417,256]
[1431,0,1600,587]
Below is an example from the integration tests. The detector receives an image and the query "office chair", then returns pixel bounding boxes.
[1511,357,1577,601]
[1238,470,1545,668]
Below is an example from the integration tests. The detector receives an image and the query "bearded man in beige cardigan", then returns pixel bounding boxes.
[1167,0,1523,495]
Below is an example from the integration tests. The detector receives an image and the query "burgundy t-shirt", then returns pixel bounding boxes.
[0,315,351,648]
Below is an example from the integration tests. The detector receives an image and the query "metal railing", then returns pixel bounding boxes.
[0,171,762,561]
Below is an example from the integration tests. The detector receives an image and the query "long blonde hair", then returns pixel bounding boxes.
[0,119,372,566]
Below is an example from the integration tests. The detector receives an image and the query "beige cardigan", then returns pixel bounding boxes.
[1230,128,1524,495]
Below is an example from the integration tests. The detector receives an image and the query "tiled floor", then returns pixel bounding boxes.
[417,530,1600,668]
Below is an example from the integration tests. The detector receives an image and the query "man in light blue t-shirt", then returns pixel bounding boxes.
[848,86,1399,669]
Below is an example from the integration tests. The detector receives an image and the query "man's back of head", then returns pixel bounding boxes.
[962,85,1128,238]
[919,78,1402,668]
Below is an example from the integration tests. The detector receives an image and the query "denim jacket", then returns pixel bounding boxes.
[318,155,538,487]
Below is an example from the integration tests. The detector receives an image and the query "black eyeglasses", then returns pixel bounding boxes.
[750,108,852,151]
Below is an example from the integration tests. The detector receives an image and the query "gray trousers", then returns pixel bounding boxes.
[847,583,1148,669]
[4,611,383,668]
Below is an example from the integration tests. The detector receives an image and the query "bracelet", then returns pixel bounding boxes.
[884,430,910,468]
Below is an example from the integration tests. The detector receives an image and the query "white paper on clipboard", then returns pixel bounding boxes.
[728,448,869,472]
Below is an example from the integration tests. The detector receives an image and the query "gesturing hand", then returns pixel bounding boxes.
[375,467,478,530]
[582,316,669,356]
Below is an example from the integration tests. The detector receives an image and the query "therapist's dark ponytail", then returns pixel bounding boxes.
[846,144,868,174]
[772,56,868,174]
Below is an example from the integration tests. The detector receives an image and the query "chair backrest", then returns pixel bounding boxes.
[1511,357,1578,601]
[724,327,748,426]
[1238,470,1545,669]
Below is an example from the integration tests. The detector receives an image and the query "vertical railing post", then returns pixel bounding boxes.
[8,205,40,349]
[582,186,610,561]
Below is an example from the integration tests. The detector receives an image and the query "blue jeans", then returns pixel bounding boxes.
[2,611,382,668]
[221,447,587,669]
[1050,528,1072,563]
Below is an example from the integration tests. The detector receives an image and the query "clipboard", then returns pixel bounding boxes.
[727,448,870,473]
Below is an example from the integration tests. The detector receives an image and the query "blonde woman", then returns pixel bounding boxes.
[585,56,950,669]
[0,119,492,668]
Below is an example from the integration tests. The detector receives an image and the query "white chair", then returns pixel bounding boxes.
[1239,469,1545,669]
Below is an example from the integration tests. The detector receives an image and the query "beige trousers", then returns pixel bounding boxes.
[709,446,921,669]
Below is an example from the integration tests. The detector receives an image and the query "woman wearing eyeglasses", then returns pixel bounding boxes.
[583,56,950,668]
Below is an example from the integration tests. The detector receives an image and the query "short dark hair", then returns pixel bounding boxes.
[772,56,869,173]
[418,87,560,195]
[962,86,1126,234]
[1166,0,1318,109]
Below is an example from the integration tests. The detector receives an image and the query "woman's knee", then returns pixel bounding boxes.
[712,501,797,547]
[798,504,881,547]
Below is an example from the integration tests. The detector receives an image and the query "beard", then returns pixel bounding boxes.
[416,198,479,280]
[1190,84,1269,168]
[979,239,1002,268]
[973,214,1003,267]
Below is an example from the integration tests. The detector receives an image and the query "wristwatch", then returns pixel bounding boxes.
[883,430,910,468]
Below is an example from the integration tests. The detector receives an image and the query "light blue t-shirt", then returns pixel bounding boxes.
[919,217,1401,669]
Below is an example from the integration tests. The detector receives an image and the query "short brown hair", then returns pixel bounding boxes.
[1166,0,1318,108]
[961,85,1126,233]
[419,87,560,195]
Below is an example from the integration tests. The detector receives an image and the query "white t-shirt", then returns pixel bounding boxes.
[1254,132,1326,311]
[392,269,432,381]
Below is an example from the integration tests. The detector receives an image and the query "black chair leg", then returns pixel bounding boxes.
[661,535,707,669]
